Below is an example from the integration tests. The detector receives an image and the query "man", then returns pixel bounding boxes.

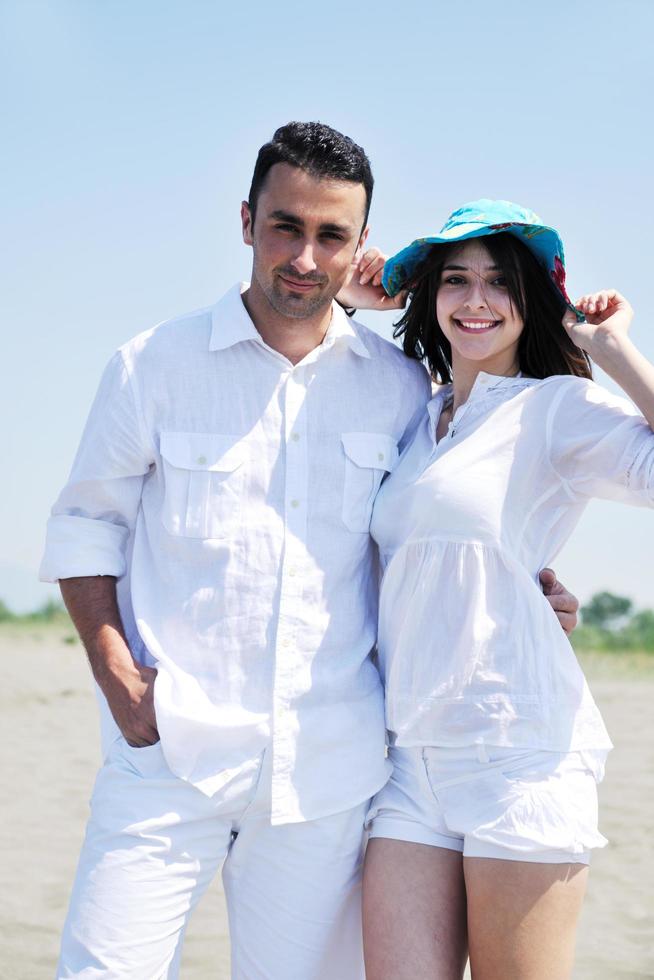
[41,121,577,979]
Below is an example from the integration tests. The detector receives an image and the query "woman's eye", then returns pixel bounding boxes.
[491,276,508,287]
[443,275,465,285]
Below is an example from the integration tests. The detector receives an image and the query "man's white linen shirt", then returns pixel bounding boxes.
[40,284,431,824]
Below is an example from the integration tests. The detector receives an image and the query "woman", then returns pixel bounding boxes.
[357,201,654,979]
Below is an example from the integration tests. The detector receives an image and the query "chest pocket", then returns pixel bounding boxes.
[159,432,249,539]
[341,432,399,533]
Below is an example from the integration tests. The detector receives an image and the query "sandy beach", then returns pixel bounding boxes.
[1,626,652,979]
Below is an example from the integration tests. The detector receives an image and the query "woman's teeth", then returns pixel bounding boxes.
[457,320,498,330]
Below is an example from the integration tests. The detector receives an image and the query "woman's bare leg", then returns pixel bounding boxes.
[464,857,588,980]
[363,839,468,980]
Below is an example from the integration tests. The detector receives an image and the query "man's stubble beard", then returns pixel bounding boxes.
[252,257,337,322]
[268,280,333,320]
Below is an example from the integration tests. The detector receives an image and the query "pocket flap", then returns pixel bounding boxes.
[341,432,399,471]
[160,432,249,472]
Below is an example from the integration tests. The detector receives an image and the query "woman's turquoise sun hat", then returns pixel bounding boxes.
[382,199,580,316]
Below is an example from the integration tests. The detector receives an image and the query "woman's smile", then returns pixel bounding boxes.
[453,318,501,333]
[436,240,524,375]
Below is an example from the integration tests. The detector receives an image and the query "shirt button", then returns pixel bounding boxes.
[281,638,291,648]
[291,499,300,509]
[196,455,207,465]
[291,433,300,442]
[288,567,297,576]
[377,452,384,462]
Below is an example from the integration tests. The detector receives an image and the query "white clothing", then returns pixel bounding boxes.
[57,739,368,979]
[40,284,431,824]
[371,372,654,752]
[367,744,606,863]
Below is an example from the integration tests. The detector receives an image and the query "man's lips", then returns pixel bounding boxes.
[278,275,323,293]
[454,318,501,333]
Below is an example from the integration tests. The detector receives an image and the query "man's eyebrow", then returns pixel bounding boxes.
[319,221,351,234]
[270,210,351,234]
[270,209,304,225]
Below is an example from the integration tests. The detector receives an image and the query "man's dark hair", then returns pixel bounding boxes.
[394,233,592,383]
[248,121,373,228]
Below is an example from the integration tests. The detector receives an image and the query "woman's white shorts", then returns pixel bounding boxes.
[366,744,609,864]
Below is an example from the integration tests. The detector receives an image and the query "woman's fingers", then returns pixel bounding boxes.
[575,289,626,317]
[576,293,596,314]
[363,257,385,285]
[567,289,634,343]
[360,257,386,285]
[358,248,387,285]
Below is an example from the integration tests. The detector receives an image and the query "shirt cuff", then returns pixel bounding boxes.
[626,433,654,504]
[39,514,130,582]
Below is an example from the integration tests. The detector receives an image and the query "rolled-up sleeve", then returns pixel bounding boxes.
[40,349,154,582]
[546,377,654,506]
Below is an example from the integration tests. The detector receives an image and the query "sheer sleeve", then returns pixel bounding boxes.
[546,377,654,506]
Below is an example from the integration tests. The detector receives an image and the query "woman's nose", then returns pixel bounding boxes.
[464,279,489,309]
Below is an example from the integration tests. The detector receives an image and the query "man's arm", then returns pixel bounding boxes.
[539,568,579,636]
[60,576,158,747]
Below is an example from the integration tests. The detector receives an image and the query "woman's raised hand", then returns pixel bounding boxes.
[565,289,654,431]
[336,248,407,311]
[563,290,634,357]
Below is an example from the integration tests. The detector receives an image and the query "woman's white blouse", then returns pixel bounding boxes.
[371,372,654,752]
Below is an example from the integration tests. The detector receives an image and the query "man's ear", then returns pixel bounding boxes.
[241,201,254,245]
[354,225,370,262]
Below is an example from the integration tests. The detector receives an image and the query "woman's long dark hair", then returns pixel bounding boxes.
[393,233,592,383]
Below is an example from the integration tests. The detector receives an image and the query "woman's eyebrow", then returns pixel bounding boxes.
[442,263,500,272]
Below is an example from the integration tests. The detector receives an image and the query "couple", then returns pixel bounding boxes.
[41,121,654,979]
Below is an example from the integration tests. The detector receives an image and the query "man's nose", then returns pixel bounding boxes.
[291,242,318,275]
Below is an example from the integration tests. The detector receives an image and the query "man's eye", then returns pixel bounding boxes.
[321,232,344,242]
[275,223,298,233]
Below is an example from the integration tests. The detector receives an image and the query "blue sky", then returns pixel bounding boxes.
[2,0,653,610]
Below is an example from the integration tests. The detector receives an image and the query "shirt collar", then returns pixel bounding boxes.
[322,300,371,358]
[426,384,453,432]
[471,370,525,394]
[209,282,370,359]
[209,283,262,351]
[426,372,531,445]
[427,371,526,407]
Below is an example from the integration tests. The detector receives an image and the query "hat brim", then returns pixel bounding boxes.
[382,222,570,305]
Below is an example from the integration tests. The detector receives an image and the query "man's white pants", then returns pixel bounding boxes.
[57,737,368,979]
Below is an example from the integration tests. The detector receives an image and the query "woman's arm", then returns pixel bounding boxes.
[336,248,407,311]
[564,291,654,429]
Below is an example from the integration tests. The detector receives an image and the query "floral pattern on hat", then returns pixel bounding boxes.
[382,199,581,317]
